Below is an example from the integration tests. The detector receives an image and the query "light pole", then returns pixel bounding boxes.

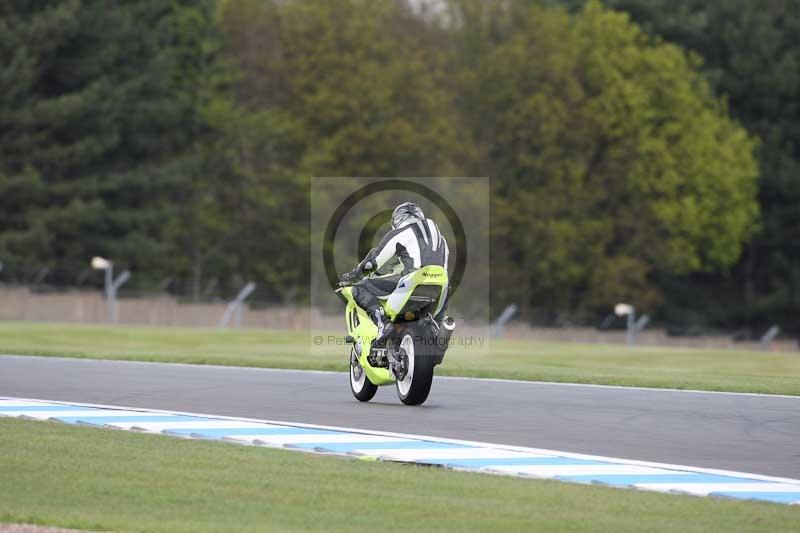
[613,303,651,346]
[91,256,130,324]
[614,303,635,346]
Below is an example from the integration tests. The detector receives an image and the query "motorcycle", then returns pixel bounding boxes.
[336,264,456,405]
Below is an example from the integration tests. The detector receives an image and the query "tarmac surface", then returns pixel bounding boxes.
[1,354,798,478]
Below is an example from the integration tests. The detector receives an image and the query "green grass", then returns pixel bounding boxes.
[0,321,798,395]
[1,418,797,533]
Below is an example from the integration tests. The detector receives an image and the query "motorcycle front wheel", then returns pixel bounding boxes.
[395,328,435,406]
[350,348,378,402]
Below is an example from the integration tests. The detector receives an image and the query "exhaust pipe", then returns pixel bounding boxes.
[440,315,456,337]
[433,316,456,364]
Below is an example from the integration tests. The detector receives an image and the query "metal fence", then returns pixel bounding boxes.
[0,285,795,352]
[0,285,314,330]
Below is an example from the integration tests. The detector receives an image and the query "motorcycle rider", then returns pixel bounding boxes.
[339,201,449,343]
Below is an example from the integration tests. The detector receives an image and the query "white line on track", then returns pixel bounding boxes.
[636,483,800,495]
[355,449,547,461]
[10,409,180,419]
[1,354,798,399]
[127,421,283,431]
[488,465,677,476]
[3,394,800,486]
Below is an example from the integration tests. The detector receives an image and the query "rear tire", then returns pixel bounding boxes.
[395,329,435,405]
[350,348,377,402]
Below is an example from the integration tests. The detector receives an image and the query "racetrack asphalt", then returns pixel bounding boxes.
[1,354,798,478]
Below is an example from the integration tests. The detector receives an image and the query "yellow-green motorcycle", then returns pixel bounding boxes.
[336,265,455,405]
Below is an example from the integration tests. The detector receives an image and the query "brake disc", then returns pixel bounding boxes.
[351,351,363,380]
[394,348,408,381]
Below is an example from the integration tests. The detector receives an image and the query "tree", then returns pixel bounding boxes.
[453,1,759,320]
[604,0,800,331]
[0,1,219,287]
[274,0,472,177]
[205,0,475,302]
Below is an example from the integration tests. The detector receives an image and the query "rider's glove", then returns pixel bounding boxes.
[339,270,358,285]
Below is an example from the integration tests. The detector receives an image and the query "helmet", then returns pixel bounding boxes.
[391,202,424,229]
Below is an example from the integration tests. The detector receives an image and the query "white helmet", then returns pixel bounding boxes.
[391,202,424,229]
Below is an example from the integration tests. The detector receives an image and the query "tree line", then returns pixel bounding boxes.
[0,0,793,335]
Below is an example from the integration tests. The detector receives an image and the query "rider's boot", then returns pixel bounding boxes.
[371,308,390,348]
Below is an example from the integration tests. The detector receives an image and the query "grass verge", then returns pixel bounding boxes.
[1,418,797,532]
[0,321,798,395]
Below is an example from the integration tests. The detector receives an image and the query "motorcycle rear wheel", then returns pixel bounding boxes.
[395,328,435,405]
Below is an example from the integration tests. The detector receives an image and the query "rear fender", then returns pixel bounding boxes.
[384,265,448,320]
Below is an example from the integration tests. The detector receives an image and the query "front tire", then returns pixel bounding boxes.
[395,330,435,405]
[350,348,377,402]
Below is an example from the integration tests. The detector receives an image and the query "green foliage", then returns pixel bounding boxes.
[0,1,217,286]
[604,0,800,330]
[207,0,475,301]
[0,0,769,329]
[456,1,758,318]
[275,0,470,177]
